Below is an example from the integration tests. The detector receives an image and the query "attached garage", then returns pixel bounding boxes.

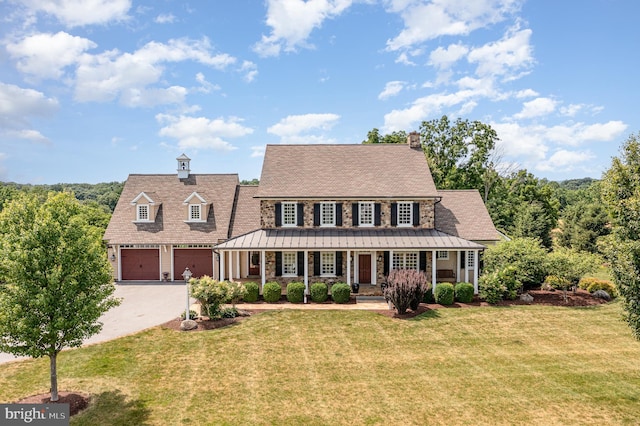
[173,248,214,280]
[121,248,160,280]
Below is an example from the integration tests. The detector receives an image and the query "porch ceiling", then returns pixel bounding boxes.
[214,228,486,251]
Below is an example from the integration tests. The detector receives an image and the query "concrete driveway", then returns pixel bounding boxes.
[0,282,189,365]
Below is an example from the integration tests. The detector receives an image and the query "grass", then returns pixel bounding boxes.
[2,303,640,425]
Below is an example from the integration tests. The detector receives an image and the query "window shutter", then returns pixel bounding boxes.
[275,203,282,227]
[374,203,381,226]
[460,251,466,269]
[419,251,427,272]
[313,204,320,226]
[479,251,484,272]
[413,202,420,226]
[275,252,282,276]
[391,203,398,226]
[336,251,343,276]
[352,203,359,226]
[336,203,343,226]
[297,203,304,226]
[313,252,320,276]
[297,252,305,276]
[383,251,390,276]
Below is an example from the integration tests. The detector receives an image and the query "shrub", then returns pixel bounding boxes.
[263,282,282,303]
[287,282,306,303]
[189,276,231,317]
[227,281,247,308]
[483,238,547,288]
[331,283,351,304]
[220,307,238,318]
[545,248,598,289]
[243,282,260,303]
[479,266,520,304]
[181,309,199,320]
[384,269,429,314]
[455,282,474,303]
[310,282,328,303]
[578,276,600,290]
[422,290,435,304]
[586,279,617,297]
[542,275,567,291]
[434,283,454,305]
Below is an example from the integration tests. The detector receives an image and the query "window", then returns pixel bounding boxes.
[137,204,149,221]
[436,251,449,260]
[189,204,201,221]
[397,202,412,226]
[283,252,297,276]
[282,202,296,226]
[467,251,475,269]
[359,202,374,226]
[392,252,418,270]
[321,203,335,226]
[321,252,336,276]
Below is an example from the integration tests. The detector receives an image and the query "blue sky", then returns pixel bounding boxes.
[0,0,637,184]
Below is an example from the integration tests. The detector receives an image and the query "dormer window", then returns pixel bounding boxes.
[131,192,157,223]
[137,204,149,221]
[189,204,201,221]
[183,191,207,223]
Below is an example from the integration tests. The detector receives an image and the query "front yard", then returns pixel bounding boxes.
[1,302,639,425]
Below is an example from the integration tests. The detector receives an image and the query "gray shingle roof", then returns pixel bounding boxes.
[255,144,439,199]
[435,190,500,242]
[104,174,239,245]
[214,228,485,250]
[229,185,261,238]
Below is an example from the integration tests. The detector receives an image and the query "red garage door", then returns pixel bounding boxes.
[174,249,213,280]
[121,249,160,280]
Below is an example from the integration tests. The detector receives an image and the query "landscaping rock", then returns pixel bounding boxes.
[180,319,198,331]
[592,290,611,301]
[520,293,534,303]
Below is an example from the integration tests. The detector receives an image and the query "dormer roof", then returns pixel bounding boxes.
[130,192,158,205]
[183,192,207,205]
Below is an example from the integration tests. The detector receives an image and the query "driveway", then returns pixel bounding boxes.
[0,282,189,365]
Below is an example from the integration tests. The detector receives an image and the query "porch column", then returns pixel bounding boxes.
[473,250,479,294]
[220,251,225,281]
[235,251,241,279]
[431,249,437,294]
[261,250,266,290]
[465,251,469,283]
[347,250,351,287]
[229,251,235,282]
[304,250,309,294]
[371,252,377,285]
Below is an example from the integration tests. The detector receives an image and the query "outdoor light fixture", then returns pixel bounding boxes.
[110,253,116,262]
[182,267,193,321]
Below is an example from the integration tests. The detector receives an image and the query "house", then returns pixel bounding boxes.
[104,134,500,294]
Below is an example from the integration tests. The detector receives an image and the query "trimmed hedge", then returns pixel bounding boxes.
[579,277,617,296]
[455,282,474,303]
[310,282,328,303]
[422,290,435,304]
[287,282,306,303]
[243,282,259,303]
[263,282,282,303]
[435,282,455,305]
[331,283,351,304]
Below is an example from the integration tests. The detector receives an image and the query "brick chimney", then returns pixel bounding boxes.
[407,131,421,149]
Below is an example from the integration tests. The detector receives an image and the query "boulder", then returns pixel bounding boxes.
[520,293,534,303]
[592,290,611,301]
[180,319,198,331]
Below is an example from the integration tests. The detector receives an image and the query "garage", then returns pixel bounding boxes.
[121,249,160,280]
[173,248,213,280]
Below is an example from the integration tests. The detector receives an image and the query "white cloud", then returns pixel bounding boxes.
[22,0,131,27]
[239,61,258,83]
[513,97,557,119]
[195,73,221,94]
[0,83,58,142]
[490,121,549,160]
[120,86,188,107]
[378,81,405,100]
[253,0,354,57]
[385,0,522,51]
[515,88,538,98]
[156,114,253,151]
[536,149,595,172]
[6,31,96,80]
[251,146,266,158]
[268,113,340,143]
[429,43,469,69]
[155,13,176,24]
[395,52,416,66]
[467,26,534,79]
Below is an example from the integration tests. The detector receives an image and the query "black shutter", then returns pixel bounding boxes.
[275,203,282,227]
[352,203,359,226]
[314,252,320,276]
[419,251,427,272]
[374,203,381,226]
[383,251,390,275]
[297,251,304,276]
[336,203,343,226]
[336,251,343,276]
[413,202,420,226]
[297,203,304,226]
[313,204,320,226]
[460,251,466,269]
[391,203,398,226]
[275,252,282,276]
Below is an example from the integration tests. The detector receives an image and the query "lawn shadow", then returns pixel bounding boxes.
[409,309,441,321]
[73,390,151,425]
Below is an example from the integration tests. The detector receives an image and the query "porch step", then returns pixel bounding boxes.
[356,295,386,303]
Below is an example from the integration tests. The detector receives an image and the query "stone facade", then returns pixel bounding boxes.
[260,199,436,229]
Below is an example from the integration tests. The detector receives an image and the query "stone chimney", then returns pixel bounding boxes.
[407,131,421,149]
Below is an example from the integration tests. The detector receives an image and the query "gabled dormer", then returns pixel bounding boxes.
[131,192,159,222]
[183,191,207,222]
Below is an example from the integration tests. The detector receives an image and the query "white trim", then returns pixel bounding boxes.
[319,202,336,227]
[358,201,375,227]
[304,250,309,295]
[183,191,207,205]
[220,251,225,281]
[131,192,155,205]
[347,250,351,287]
[436,250,449,260]
[261,250,266,289]
[396,201,413,227]
[135,204,151,222]
[431,250,437,294]
[185,203,205,222]
[282,202,297,227]
[473,250,479,294]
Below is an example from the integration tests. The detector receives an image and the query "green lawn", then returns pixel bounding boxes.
[2,303,640,425]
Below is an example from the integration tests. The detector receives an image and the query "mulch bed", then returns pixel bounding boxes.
[15,391,89,417]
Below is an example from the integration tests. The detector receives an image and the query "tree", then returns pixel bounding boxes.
[601,133,640,338]
[362,128,407,144]
[545,247,598,303]
[0,192,120,401]
[558,200,610,253]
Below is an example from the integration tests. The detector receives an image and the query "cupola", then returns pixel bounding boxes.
[177,153,191,179]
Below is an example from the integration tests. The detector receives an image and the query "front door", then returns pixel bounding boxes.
[249,251,260,276]
[358,254,371,284]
